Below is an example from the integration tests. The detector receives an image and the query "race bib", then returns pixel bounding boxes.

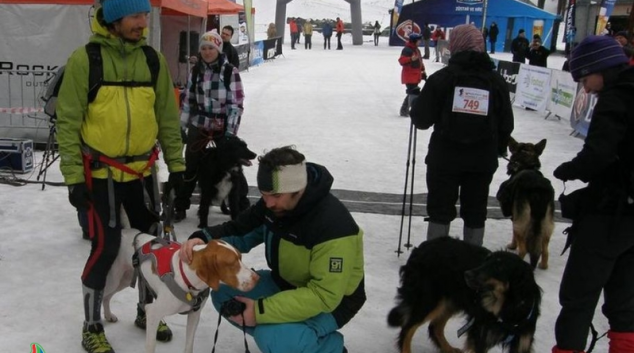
[451,86,490,116]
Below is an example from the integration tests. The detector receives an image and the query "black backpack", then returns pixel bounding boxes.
[439,67,496,144]
[41,42,160,122]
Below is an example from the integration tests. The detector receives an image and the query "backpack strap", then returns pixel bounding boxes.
[85,42,103,103]
[223,62,234,92]
[141,45,160,88]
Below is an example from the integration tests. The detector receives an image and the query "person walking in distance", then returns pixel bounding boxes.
[409,24,514,245]
[431,26,445,62]
[303,20,313,50]
[56,0,186,352]
[289,18,298,50]
[373,20,381,46]
[322,20,333,50]
[179,146,366,353]
[488,22,499,54]
[551,35,634,353]
[398,32,426,117]
[422,22,431,59]
[336,17,344,50]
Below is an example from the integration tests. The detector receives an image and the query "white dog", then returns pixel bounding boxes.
[103,228,259,353]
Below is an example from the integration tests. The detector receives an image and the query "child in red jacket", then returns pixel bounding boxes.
[398,32,426,117]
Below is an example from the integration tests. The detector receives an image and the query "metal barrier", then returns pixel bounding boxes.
[0,69,56,144]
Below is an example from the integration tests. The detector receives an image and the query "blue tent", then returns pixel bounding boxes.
[390,0,558,53]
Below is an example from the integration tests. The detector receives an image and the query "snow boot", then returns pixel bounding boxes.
[82,322,115,353]
[134,304,173,342]
[463,227,484,246]
[608,331,634,353]
[399,96,410,117]
[427,222,450,240]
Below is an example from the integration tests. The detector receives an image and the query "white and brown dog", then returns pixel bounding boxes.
[103,228,259,353]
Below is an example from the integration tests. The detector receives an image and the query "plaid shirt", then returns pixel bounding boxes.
[180,59,244,136]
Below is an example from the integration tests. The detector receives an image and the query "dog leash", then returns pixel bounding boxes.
[211,312,251,353]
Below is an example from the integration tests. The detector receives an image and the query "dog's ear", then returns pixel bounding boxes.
[534,139,547,156]
[192,249,221,291]
[508,136,519,153]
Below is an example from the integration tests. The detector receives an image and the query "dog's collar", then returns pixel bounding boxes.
[179,259,197,290]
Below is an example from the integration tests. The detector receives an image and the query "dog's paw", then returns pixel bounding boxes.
[506,242,517,250]
[104,313,119,323]
[539,262,548,270]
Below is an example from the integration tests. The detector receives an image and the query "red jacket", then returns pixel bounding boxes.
[398,41,425,84]
[290,20,298,33]
[336,19,344,34]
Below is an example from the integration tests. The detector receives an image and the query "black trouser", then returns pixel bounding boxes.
[305,35,312,49]
[175,125,207,211]
[82,177,158,290]
[324,35,331,49]
[425,167,493,228]
[400,83,419,114]
[336,32,343,49]
[291,33,297,49]
[423,39,430,58]
[490,41,496,53]
[374,34,379,46]
[555,214,634,350]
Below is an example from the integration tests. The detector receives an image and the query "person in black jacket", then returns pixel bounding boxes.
[410,24,514,245]
[221,25,240,68]
[527,35,550,67]
[552,35,634,353]
[511,29,529,63]
[489,22,499,54]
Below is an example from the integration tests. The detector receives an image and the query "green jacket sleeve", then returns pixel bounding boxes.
[56,48,90,185]
[154,52,185,173]
[255,234,361,324]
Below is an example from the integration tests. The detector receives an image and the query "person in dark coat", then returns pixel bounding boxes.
[322,20,333,50]
[422,22,431,59]
[398,32,426,117]
[511,29,530,63]
[526,35,550,67]
[488,22,499,54]
[409,24,514,245]
[221,25,240,68]
[552,35,634,353]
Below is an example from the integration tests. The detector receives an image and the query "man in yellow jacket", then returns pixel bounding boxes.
[56,1,185,352]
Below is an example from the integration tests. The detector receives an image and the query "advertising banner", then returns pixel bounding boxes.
[570,84,597,137]
[547,70,578,119]
[496,60,520,95]
[514,64,552,113]
[250,41,264,67]
[595,0,617,35]
[563,0,576,44]
[391,0,404,35]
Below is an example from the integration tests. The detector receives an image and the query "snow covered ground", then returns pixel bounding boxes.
[0,34,607,353]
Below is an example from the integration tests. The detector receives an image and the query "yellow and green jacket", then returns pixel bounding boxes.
[57,10,184,184]
[192,163,366,327]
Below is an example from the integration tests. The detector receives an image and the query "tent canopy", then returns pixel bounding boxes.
[208,0,254,15]
[0,0,207,17]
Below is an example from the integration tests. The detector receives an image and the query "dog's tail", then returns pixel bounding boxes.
[387,303,409,327]
[527,183,555,268]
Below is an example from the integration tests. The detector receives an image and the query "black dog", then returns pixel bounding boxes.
[197,136,257,228]
[388,237,541,353]
[496,137,555,269]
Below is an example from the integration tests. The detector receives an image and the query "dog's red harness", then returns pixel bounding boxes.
[138,240,181,278]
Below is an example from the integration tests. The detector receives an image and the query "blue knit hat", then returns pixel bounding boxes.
[569,35,629,82]
[102,0,151,24]
[408,32,423,41]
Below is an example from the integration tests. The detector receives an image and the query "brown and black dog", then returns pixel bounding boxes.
[496,137,555,269]
[388,237,541,353]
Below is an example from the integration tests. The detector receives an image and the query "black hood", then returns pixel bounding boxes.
[448,51,496,72]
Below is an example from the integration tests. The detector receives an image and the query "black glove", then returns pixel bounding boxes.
[189,228,217,241]
[168,172,185,195]
[554,162,575,181]
[68,182,90,210]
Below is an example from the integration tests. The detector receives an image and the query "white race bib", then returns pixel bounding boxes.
[451,86,490,116]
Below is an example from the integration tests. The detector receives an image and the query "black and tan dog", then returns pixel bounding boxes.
[496,137,555,269]
[388,237,541,353]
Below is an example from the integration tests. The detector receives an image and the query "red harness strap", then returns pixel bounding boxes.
[140,240,181,277]
[81,146,160,239]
